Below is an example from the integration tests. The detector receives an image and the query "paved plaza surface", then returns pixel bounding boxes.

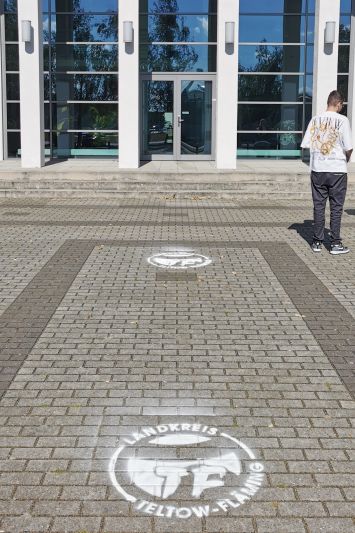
[0,196,354,533]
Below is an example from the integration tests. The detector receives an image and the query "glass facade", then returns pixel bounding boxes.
[0,0,353,162]
[139,0,217,72]
[238,0,315,159]
[338,0,353,111]
[43,0,119,158]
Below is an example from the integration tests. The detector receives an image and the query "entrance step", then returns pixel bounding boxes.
[0,163,354,199]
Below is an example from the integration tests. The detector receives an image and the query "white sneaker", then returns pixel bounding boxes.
[330,243,350,255]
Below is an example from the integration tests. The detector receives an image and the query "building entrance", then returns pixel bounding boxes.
[141,75,215,160]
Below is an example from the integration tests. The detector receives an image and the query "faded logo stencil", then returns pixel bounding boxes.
[147,251,212,269]
[128,452,241,499]
[109,423,264,519]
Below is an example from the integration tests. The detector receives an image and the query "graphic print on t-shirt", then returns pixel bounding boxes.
[310,116,342,156]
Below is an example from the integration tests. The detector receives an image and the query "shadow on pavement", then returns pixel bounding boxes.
[345,209,355,215]
[289,220,314,246]
[288,219,333,249]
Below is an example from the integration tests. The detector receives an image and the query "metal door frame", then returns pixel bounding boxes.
[140,73,216,161]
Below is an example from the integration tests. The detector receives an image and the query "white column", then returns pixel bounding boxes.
[348,2,355,161]
[17,0,44,168]
[118,0,139,168]
[313,0,341,116]
[216,0,239,170]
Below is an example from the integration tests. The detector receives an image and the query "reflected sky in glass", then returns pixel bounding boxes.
[240,0,314,13]
[140,44,216,72]
[140,14,217,43]
[47,0,117,12]
[239,15,313,43]
[141,0,217,13]
[239,45,313,74]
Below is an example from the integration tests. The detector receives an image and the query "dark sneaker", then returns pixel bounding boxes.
[311,241,322,253]
[330,243,350,255]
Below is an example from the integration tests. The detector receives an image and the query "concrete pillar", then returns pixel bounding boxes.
[313,0,341,116]
[348,2,355,161]
[118,0,140,168]
[0,0,5,160]
[17,0,44,168]
[216,0,239,169]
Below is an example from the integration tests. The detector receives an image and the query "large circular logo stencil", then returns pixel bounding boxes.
[109,423,264,519]
[147,250,212,269]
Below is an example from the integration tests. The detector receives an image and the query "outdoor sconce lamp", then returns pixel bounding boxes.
[325,21,336,44]
[123,21,133,43]
[21,20,31,43]
[225,22,235,45]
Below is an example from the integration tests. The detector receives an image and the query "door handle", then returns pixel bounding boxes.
[178,115,184,125]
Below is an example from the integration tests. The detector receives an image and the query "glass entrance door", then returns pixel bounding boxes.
[180,80,213,157]
[142,80,174,157]
[141,75,215,160]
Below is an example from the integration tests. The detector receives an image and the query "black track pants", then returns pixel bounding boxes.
[311,171,347,244]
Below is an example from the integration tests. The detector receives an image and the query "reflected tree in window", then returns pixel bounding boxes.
[48,0,118,152]
[239,44,283,105]
[339,22,351,44]
[143,0,198,70]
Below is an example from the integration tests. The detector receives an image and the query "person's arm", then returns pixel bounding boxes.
[301,119,313,149]
[342,118,353,162]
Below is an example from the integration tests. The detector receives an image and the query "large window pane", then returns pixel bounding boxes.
[4,0,17,12]
[46,0,119,159]
[7,132,21,158]
[141,0,217,14]
[50,132,118,157]
[237,133,302,158]
[338,45,350,73]
[238,75,310,102]
[239,15,308,43]
[238,103,304,131]
[339,15,351,43]
[140,14,217,43]
[6,74,20,100]
[47,44,118,71]
[239,45,311,73]
[340,0,352,13]
[51,103,118,130]
[6,44,19,71]
[49,0,117,12]
[49,14,118,42]
[7,103,21,129]
[5,13,18,41]
[45,73,118,101]
[338,75,349,101]
[140,44,216,72]
[240,0,314,14]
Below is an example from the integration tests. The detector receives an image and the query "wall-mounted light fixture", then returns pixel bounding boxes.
[123,21,133,43]
[325,21,336,44]
[225,21,235,45]
[21,20,31,43]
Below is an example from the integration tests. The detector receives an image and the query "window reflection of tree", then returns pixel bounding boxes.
[47,0,118,152]
[143,0,198,71]
[338,21,350,114]
[146,81,173,149]
[239,43,284,135]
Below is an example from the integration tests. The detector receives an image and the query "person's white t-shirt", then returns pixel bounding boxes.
[301,111,353,173]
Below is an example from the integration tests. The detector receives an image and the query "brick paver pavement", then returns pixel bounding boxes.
[0,197,354,533]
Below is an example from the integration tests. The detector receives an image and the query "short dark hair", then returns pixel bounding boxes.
[327,90,344,107]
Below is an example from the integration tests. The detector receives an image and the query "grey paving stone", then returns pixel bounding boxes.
[0,199,354,533]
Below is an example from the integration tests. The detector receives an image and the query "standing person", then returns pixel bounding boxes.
[301,90,353,254]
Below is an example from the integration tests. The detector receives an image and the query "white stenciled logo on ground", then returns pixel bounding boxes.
[109,423,264,519]
[147,251,212,269]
